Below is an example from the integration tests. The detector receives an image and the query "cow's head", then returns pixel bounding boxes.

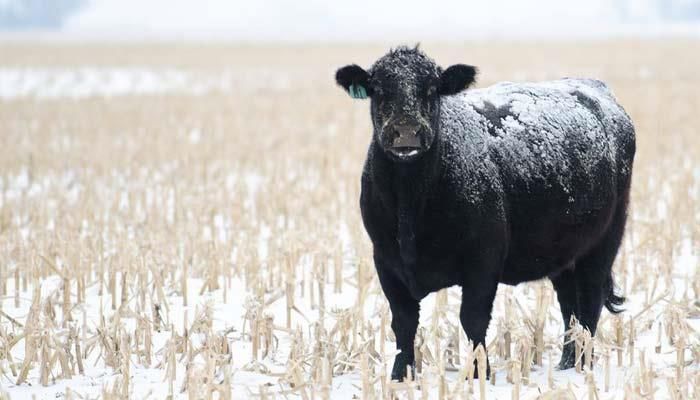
[336,46,477,162]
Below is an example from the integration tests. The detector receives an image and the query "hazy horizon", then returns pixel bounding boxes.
[1,0,700,41]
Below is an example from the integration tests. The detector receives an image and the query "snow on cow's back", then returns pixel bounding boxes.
[440,78,635,203]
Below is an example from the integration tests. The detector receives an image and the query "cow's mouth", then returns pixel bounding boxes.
[381,123,429,162]
[389,146,423,160]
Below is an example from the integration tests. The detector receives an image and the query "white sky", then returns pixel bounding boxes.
[42,0,700,40]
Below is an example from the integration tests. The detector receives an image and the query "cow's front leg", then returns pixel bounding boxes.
[376,256,420,381]
[460,273,499,379]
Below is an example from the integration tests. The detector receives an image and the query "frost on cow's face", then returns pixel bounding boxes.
[336,46,477,162]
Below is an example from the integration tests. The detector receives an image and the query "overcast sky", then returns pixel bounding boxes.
[2,0,700,40]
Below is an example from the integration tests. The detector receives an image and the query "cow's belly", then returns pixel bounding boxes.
[414,255,462,296]
[500,197,617,285]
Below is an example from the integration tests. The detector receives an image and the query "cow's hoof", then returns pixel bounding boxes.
[470,360,491,380]
[390,352,416,381]
[557,344,576,370]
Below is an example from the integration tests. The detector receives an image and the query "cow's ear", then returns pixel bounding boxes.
[335,64,372,99]
[438,64,477,96]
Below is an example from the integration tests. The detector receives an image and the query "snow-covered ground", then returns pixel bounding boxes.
[0,67,306,99]
[0,219,696,399]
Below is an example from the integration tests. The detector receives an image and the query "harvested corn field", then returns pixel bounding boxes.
[0,41,698,399]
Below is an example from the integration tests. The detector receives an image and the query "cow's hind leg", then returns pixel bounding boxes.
[550,268,578,370]
[573,201,628,367]
[460,279,498,378]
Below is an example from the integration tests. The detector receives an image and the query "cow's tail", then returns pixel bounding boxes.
[604,273,625,314]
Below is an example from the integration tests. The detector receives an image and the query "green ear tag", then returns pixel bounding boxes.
[349,84,367,99]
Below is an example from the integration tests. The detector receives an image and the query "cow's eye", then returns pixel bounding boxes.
[427,86,437,97]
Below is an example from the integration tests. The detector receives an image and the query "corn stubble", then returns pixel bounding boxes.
[0,41,697,399]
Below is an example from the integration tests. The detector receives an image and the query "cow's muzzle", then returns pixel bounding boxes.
[386,122,426,161]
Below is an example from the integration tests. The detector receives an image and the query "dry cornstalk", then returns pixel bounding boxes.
[585,372,598,400]
[511,359,521,400]
[475,344,487,400]
[616,315,624,366]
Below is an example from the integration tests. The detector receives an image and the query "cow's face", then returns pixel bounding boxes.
[336,46,476,162]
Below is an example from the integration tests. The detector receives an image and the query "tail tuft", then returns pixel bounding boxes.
[604,274,625,314]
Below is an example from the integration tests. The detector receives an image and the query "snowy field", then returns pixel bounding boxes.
[0,42,698,399]
[0,66,304,100]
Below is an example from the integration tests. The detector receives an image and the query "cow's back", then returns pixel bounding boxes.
[441,78,635,212]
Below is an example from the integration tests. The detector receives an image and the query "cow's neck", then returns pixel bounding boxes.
[373,137,442,268]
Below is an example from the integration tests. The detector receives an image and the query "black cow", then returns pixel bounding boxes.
[335,46,635,381]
